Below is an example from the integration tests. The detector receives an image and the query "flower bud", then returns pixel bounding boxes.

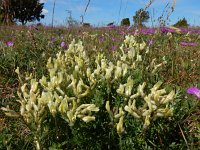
[117,84,125,95]
[116,116,124,136]
[144,115,150,128]
[15,67,20,75]
[40,76,47,87]
[30,79,38,93]
[114,66,122,79]
[82,116,95,123]
[106,101,111,113]
[125,77,133,97]
[136,54,142,61]
[161,91,175,104]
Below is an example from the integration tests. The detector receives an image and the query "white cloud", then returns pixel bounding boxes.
[40,0,47,3]
[42,8,48,14]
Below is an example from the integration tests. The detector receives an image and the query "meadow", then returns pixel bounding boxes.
[0,25,199,149]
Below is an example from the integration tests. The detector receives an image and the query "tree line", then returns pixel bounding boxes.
[0,0,189,27]
[121,8,150,27]
[121,8,189,27]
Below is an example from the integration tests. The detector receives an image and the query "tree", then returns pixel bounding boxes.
[173,18,189,27]
[133,8,150,27]
[0,0,44,25]
[121,18,130,26]
[0,0,14,25]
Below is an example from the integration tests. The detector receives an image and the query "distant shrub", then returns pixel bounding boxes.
[121,18,130,26]
[107,22,114,26]
[83,23,91,27]
[174,18,189,27]
[37,23,43,26]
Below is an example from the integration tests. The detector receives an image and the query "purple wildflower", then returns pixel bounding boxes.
[120,31,125,35]
[187,87,200,99]
[180,42,196,46]
[99,37,104,42]
[6,41,14,47]
[160,27,175,33]
[147,39,153,45]
[180,42,187,46]
[111,45,117,51]
[189,42,196,46]
[60,41,66,48]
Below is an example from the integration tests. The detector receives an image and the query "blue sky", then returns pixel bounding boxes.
[39,0,200,26]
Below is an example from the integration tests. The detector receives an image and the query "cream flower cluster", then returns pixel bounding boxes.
[6,35,175,137]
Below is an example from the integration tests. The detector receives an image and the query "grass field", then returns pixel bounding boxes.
[0,25,199,149]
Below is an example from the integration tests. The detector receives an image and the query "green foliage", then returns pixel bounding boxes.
[133,8,150,27]
[174,18,189,27]
[121,18,130,26]
[0,0,44,25]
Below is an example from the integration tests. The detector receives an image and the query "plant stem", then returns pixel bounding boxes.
[34,135,41,150]
[119,135,122,150]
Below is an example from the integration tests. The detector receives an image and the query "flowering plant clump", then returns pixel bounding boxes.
[2,35,176,149]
